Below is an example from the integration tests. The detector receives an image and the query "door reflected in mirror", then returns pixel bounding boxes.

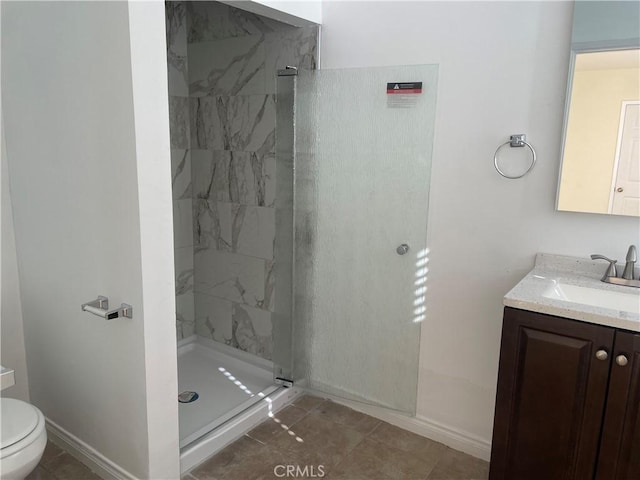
[557,48,640,216]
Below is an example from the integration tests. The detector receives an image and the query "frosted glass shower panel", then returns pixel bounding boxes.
[296,66,438,413]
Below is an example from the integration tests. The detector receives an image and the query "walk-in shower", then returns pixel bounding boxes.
[165,1,317,469]
[166,1,439,473]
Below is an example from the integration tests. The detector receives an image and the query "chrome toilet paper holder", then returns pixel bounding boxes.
[81,296,133,320]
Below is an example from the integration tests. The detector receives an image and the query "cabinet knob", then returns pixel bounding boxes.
[595,349,608,361]
[616,354,628,367]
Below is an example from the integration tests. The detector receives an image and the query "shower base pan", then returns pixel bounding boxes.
[177,336,301,473]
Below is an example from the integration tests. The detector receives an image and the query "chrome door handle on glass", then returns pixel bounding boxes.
[396,244,409,255]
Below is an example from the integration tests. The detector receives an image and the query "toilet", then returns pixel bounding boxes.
[0,398,47,480]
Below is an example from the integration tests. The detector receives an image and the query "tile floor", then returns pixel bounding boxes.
[26,441,101,480]
[185,395,489,480]
[28,395,489,480]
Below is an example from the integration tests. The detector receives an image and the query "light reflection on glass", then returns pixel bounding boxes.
[412,248,430,323]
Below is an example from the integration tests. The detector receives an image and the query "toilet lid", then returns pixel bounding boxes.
[1,398,39,449]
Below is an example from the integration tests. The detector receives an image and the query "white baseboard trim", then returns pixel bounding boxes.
[45,418,137,480]
[305,389,492,462]
[409,414,491,462]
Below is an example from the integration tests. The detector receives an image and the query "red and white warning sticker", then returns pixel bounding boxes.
[386,81,424,108]
[386,82,423,94]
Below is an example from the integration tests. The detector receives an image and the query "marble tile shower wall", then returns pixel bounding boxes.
[167,1,318,361]
[167,1,195,341]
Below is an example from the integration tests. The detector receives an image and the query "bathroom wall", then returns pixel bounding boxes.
[1,120,30,402]
[2,2,179,477]
[171,1,318,361]
[320,0,640,458]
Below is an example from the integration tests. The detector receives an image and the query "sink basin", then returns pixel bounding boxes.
[543,282,640,314]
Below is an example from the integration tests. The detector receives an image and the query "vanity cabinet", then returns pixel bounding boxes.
[596,330,640,479]
[489,307,640,480]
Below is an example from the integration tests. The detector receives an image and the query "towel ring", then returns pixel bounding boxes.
[494,134,536,179]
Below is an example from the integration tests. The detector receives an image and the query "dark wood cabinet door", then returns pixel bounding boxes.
[596,331,640,480]
[489,307,615,480]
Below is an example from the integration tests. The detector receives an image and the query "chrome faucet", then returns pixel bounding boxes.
[622,245,637,280]
[591,245,639,288]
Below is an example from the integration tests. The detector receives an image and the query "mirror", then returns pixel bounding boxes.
[556,1,640,216]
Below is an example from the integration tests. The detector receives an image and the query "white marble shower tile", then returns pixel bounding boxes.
[243,94,276,152]
[187,1,284,43]
[191,149,228,202]
[211,96,245,151]
[232,303,272,360]
[168,62,189,98]
[263,152,276,208]
[263,260,275,313]
[193,198,233,251]
[194,292,233,344]
[231,205,275,260]
[229,150,270,206]
[194,249,266,307]
[171,149,192,200]
[176,292,195,340]
[173,198,194,248]
[265,27,319,93]
[190,95,275,153]
[192,149,274,206]
[166,2,189,96]
[169,96,190,149]
[189,97,223,150]
[188,36,266,97]
[174,246,194,295]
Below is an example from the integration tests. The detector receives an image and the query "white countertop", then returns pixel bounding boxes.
[504,253,640,332]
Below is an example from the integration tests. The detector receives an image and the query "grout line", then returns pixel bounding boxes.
[367,419,383,437]
[245,404,311,444]
[244,432,267,445]
[363,419,383,436]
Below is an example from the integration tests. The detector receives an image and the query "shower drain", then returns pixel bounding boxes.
[178,391,199,403]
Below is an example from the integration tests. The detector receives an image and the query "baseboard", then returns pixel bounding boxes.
[409,414,491,462]
[305,389,492,462]
[45,418,137,480]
